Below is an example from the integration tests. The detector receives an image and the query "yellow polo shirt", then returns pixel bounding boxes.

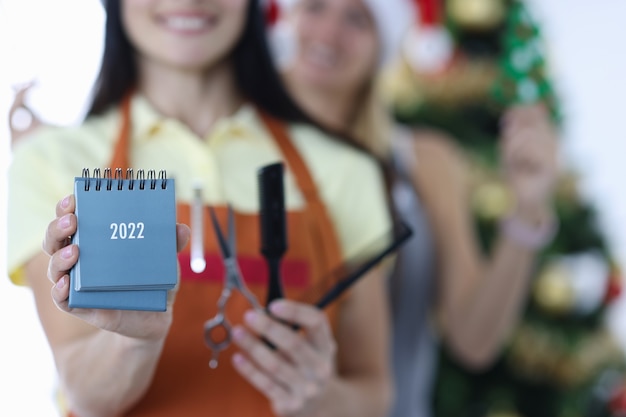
[7,95,391,285]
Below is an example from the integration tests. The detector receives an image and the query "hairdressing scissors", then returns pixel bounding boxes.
[204,205,262,369]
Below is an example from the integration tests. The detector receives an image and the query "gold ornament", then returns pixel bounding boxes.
[379,58,426,111]
[425,57,497,106]
[472,179,512,220]
[384,54,499,108]
[507,323,625,388]
[555,171,581,203]
[507,323,561,383]
[533,262,575,316]
[553,330,625,387]
[447,0,506,31]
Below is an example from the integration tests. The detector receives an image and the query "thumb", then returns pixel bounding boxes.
[176,223,191,252]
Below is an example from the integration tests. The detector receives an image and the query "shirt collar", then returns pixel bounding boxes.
[127,94,262,144]
[129,94,165,142]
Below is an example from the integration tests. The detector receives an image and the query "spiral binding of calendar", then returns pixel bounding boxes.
[81,168,168,191]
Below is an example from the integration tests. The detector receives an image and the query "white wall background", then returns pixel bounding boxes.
[0,1,104,414]
[523,0,626,347]
[0,0,625,415]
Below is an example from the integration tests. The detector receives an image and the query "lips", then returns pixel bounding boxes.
[158,14,216,34]
[303,42,340,70]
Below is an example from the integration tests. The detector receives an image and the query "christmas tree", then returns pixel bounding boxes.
[382,1,626,416]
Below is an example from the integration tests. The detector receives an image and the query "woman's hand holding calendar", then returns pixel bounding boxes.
[42,194,191,341]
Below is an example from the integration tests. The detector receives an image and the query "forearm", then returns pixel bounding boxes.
[444,234,535,368]
[56,330,165,417]
[444,203,553,367]
[313,270,392,417]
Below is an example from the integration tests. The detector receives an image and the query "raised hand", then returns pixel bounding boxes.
[500,103,558,216]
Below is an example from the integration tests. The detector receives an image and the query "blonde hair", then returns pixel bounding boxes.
[349,79,395,160]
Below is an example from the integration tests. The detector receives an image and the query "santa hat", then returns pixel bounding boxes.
[266,0,414,67]
[403,0,454,74]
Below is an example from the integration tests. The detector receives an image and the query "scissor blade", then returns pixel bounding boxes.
[208,206,232,259]
[227,205,237,256]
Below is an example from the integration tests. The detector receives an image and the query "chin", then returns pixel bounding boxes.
[159,47,231,72]
[168,58,216,71]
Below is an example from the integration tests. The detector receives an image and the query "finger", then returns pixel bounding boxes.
[502,103,548,128]
[42,195,76,255]
[503,146,543,177]
[51,274,71,310]
[269,301,336,358]
[242,311,324,377]
[176,223,191,252]
[232,325,308,390]
[47,244,79,285]
[501,133,534,163]
[42,213,77,256]
[502,110,553,144]
[503,118,554,144]
[500,105,528,129]
[231,352,294,409]
[502,124,555,159]
[55,194,76,218]
[169,225,189,308]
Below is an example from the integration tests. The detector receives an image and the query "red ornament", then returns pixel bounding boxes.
[265,0,280,27]
[405,0,454,74]
[413,0,440,25]
[604,272,623,305]
[610,384,626,416]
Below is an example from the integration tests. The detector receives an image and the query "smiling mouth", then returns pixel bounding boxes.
[304,43,340,70]
[158,15,216,33]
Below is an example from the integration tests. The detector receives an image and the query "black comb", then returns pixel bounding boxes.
[258,163,288,307]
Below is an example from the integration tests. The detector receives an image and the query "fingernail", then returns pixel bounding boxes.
[59,214,71,229]
[269,301,287,315]
[244,310,259,325]
[232,353,245,365]
[61,195,70,209]
[61,246,73,259]
[56,276,66,289]
[232,326,246,341]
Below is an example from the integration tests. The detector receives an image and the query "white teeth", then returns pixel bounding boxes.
[164,16,208,31]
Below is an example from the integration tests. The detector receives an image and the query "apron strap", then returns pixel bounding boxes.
[258,111,343,271]
[110,95,343,272]
[109,93,133,172]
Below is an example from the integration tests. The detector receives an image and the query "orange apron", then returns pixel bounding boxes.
[70,97,344,417]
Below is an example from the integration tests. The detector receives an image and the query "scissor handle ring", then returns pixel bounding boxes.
[203,314,232,352]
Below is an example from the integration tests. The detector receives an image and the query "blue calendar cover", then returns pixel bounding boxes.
[68,169,177,311]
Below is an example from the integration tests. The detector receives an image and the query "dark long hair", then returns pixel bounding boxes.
[90,0,396,228]
[89,0,394,202]
[88,0,312,125]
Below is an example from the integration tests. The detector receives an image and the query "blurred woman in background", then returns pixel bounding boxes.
[273,0,558,416]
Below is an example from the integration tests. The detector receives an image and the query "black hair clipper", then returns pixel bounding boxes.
[258,163,288,307]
